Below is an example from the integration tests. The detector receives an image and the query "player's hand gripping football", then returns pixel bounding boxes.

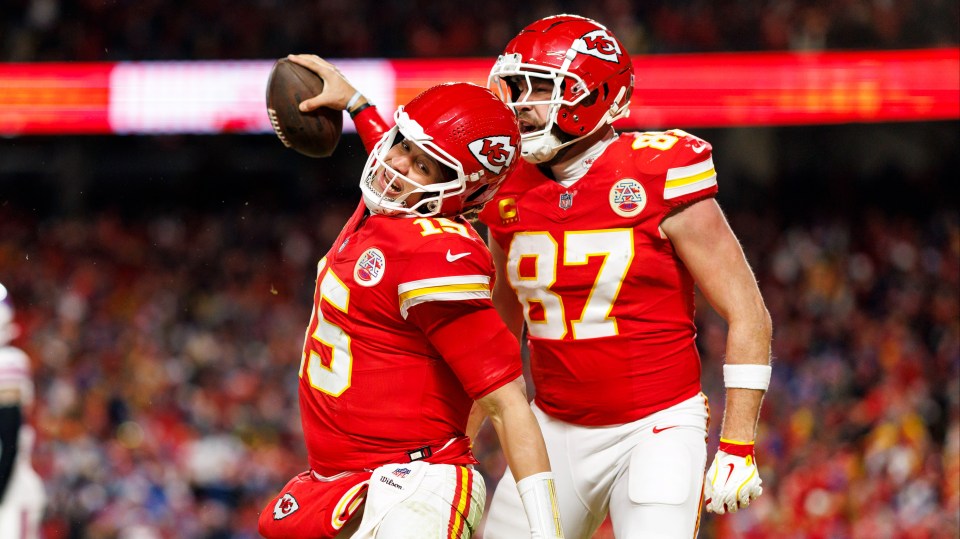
[703,439,763,514]
[285,54,358,112]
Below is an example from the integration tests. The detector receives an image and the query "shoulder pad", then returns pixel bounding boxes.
[625,129,713,173]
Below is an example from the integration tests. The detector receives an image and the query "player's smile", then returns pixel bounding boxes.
[374,168,404,198]
[361,168,403,208]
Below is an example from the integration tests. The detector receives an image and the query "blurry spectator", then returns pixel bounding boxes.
[1,0,956,61]
[0,282,47,538]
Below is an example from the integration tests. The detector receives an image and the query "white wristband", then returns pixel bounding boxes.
[516,472,563,538]
[345,90,363,111]
[723,363,772,390]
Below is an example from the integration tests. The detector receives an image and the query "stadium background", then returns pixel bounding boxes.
[1,1,958,537]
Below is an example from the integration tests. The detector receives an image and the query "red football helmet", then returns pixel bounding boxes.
[360,82,520,217]
[489,14,634,163]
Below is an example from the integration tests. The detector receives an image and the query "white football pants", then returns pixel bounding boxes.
[484,393,709,539]
[0,461,46,539]
[338,462,486,539]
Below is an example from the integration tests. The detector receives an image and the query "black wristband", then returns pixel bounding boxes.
[349,102,372,119]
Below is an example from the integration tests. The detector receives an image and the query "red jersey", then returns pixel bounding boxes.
[300,201,521,475]
[479,130,719,426]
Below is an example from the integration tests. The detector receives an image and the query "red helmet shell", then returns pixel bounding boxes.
[361,83,520,217]
[404,82,520,215]
[502,14,634,136]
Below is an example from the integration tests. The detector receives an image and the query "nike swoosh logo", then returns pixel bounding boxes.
[724,463,736,484]
[445,250,471,262]
[652,425,678,434]
[691,142,708,154]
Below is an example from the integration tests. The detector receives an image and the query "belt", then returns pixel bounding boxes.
[408,437,458,461]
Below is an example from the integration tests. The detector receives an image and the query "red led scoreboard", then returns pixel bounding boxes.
[0,48,956,135]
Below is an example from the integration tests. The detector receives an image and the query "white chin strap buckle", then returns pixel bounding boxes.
[521,134,562,163]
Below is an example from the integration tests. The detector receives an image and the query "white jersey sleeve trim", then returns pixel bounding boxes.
[398,275,491,319]
[664,156,717,200]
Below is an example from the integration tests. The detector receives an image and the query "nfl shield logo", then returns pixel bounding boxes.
[559,192,573,210]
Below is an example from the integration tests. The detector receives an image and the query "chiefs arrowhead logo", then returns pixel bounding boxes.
[468,136,516,174]
[273,493,299,520]
[572,29,622,63]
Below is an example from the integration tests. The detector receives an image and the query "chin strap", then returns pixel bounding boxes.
[522,116,616,165]
[520,132,565,164]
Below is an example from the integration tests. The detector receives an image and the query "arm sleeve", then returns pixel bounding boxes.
[407,301,522,400]
[353,105,389,153]
[0,405,21,503]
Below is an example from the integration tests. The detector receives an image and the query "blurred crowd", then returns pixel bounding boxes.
[1,0,957,62]
[0,207,321,538]
[1,178,957,537]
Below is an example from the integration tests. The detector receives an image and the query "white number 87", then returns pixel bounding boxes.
[506,229,634,340]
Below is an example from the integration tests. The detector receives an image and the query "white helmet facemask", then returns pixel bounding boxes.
[490,52,584,163]
[490,51,629,164]
[359,108,469,217]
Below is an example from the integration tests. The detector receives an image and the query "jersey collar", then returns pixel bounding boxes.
[550,129,618,188]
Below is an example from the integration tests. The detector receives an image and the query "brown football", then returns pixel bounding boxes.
[266,58,342,158]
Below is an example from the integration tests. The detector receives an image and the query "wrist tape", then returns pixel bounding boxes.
[345,90,363,111]
[517,472,563,538]
[349,103,372,119]
[723,363,771,390]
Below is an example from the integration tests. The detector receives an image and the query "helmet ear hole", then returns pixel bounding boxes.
[582,89,599,108]
[574,89,600,132]
[416,198,440,215]
[466,185,489,203]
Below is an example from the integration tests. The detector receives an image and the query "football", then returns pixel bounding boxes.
[266,58,342,158]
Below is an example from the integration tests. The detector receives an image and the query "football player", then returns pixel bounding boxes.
[475,15,774,538]
[0,283,46,539]
[259,76,563,538]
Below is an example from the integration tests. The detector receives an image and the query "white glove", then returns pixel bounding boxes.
[704,439,763,514]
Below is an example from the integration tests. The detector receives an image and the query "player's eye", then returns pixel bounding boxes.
[507,77,526,98]
[417,159,431,176]
[532,80,553,97]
